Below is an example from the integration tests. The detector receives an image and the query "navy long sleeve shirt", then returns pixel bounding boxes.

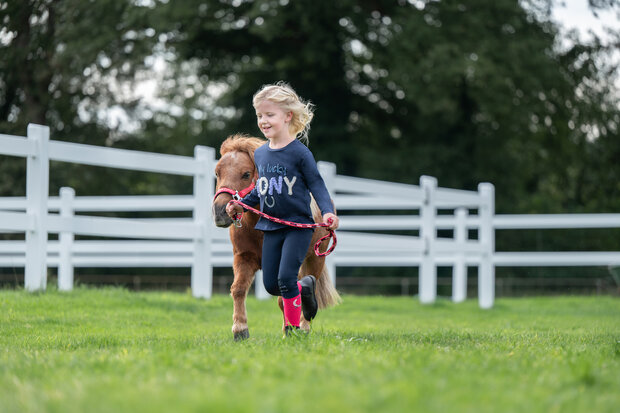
[241,139,334,231]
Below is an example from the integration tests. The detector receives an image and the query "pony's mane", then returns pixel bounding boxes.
[220,134,266,164]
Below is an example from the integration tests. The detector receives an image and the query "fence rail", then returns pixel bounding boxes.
[494,214,620,229]
[2,124,619,308]
[49,140,200,175]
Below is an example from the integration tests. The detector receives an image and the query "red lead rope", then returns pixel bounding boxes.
[226,198,337,257]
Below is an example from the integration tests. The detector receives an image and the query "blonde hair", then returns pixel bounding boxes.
[252,81,315,143]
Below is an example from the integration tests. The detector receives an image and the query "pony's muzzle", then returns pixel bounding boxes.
[212,201,234,228]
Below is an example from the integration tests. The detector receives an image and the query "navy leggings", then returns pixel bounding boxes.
[262,227,313,299]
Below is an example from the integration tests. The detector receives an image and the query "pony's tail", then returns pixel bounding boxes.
[316,264,342,309]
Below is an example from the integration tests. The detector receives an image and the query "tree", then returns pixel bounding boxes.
[159,0,619,214]
[0,0,159,196]
[2,0,618,215]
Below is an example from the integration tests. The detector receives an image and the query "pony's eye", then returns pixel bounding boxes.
[242,172,251,180]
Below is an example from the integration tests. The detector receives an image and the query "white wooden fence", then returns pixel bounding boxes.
[2,124,620,308]
[317,166,497,307]
[0,124,217,298]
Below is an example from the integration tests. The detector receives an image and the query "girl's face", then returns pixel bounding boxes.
[255,99,292,141]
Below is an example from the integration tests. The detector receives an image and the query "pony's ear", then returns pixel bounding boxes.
[219,135,234,157]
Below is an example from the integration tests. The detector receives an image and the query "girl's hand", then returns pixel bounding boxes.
[226,202,244,218]
[323,213,339,231]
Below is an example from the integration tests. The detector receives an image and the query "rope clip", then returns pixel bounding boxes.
[233,215,243,228]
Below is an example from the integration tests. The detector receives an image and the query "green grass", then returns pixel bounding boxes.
[1,287,618,413]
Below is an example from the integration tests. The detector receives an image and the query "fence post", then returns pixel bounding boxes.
[478,183,495,309]
[452,207,467,302]
[318,161,337,287]
[58,187,75,291]
[25,124,50,292]
[192,145,215,299]
[419,175,437,304]
[254,270,270,300]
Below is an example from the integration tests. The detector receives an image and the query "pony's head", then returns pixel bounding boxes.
[212,134,265,227]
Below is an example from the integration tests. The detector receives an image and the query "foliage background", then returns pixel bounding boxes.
[1,0,619,285]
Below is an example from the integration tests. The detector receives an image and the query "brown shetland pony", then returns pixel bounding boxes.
[212,134,341,340]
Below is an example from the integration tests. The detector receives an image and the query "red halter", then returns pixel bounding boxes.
[213,181,256,202]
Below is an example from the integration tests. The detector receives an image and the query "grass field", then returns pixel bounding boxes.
[1,287,618,413]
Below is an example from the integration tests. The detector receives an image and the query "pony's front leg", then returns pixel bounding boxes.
[231,254,259,341]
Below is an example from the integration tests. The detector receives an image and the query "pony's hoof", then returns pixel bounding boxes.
[234,329,250,341]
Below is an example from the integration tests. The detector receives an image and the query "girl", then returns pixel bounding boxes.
[226,82,339,335]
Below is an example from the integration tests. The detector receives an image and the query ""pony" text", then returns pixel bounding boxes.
[256,176,297,196]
